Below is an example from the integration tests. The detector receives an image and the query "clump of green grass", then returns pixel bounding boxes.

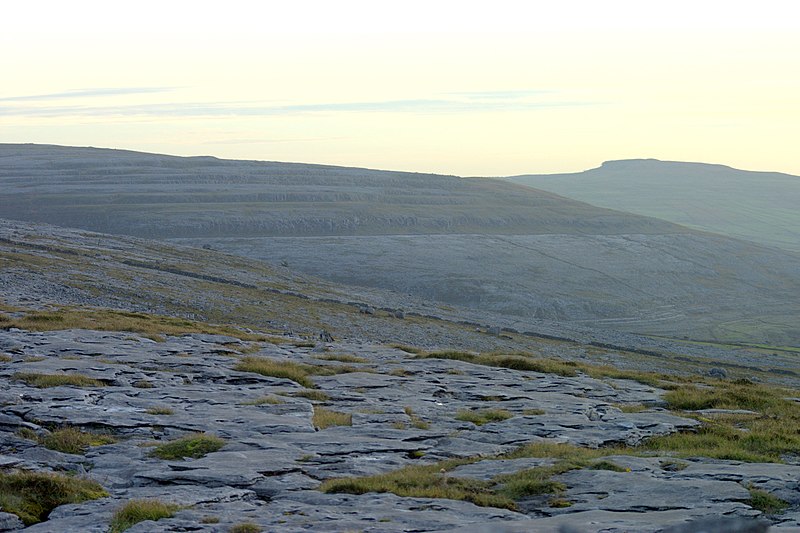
[523,408,546,415]
[241,395,284,406]
[6,306,271,342]
[320,458,511,509]
[418,351,580,377]
[589,460,629,472]
[149,433,225,460]
[315,353,367,363]
[456,408,513,426]
[36,427,116,454]
[663,382,781,411]
[229,522,262,533]
[389,368,412,377]
[145,406,174,415]
[200,515,220,523]
[12,372,104,388]
[132,380,156,389]
[312,406,352,429]
[234,356,362,388]
[234,357,316,388]
[644,380,800,462]
[109,499,180,532]
[748,487,788,514]
[0,354,12,362]
[404,407,430,429]
[0,470,107,525]
[293,390,331,401]
[1,306,266,342]
[549,498,573,508]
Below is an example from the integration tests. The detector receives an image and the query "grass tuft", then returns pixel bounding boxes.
[145,406,175,415]
[315,353,368,363]
[312,406,352,429]
[229,523,263,533]
[320,458,512,509]
[1,306,265,342]
[241,395,284,405]
[37,427,116,455]
[12,372,104,388]
[456,408,513,426]
[109,499,180,532]
[747,487,788,514]
[0,470,107,525]
[149,433,225,460]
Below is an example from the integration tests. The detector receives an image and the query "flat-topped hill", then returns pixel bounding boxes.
[505,158,800,252]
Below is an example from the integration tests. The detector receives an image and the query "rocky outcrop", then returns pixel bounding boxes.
[1,327,796,531]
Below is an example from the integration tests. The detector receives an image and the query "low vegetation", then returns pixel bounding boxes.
[314,353,368,363]
[241,395,284,406]
[31,427,116,455]
[229,522,263,533]
[747,487,789,515]
[109,499,181,532]
[234,356,362,388]
[0,470,107,525]
[418,351,580,377]
[293,389,331,401]
[149,433,225,460]
[12,372,104,388]
[0,306,265,342]
[644,380,800,462]
[456,408,513,426]
[312,406,352,429]
[319,458,512,509]
[145,406,175,415]
[404,406,430,429]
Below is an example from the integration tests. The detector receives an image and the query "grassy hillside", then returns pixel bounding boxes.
[2,144,799,346]
[505,159,800,252]
[0,144,682,238]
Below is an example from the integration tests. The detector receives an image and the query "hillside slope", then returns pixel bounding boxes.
[505,159,800,252]
[2,144,799,346]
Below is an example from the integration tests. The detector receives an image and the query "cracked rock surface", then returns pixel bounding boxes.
[0,328,796,532]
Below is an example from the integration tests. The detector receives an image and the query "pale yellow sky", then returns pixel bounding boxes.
[2,0,799,176]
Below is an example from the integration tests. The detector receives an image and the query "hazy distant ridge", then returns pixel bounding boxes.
[506,158,800,252]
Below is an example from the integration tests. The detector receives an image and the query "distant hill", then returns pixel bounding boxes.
[2,144,799,346]
[505,159,800,252]
[0,144,680,238]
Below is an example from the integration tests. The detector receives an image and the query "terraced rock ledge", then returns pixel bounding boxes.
[2,323,799,532]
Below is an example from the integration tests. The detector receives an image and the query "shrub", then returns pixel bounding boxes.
[0,470,107,525]
[149,433,225,460]
[109,499,180,532]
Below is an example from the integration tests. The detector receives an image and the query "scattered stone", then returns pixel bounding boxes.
[708,367,728,379]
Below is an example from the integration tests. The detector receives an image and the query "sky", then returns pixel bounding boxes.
[2,0,799,176]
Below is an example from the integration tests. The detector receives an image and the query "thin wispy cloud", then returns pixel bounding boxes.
[0,94,601,119]
[0,87,178,102]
